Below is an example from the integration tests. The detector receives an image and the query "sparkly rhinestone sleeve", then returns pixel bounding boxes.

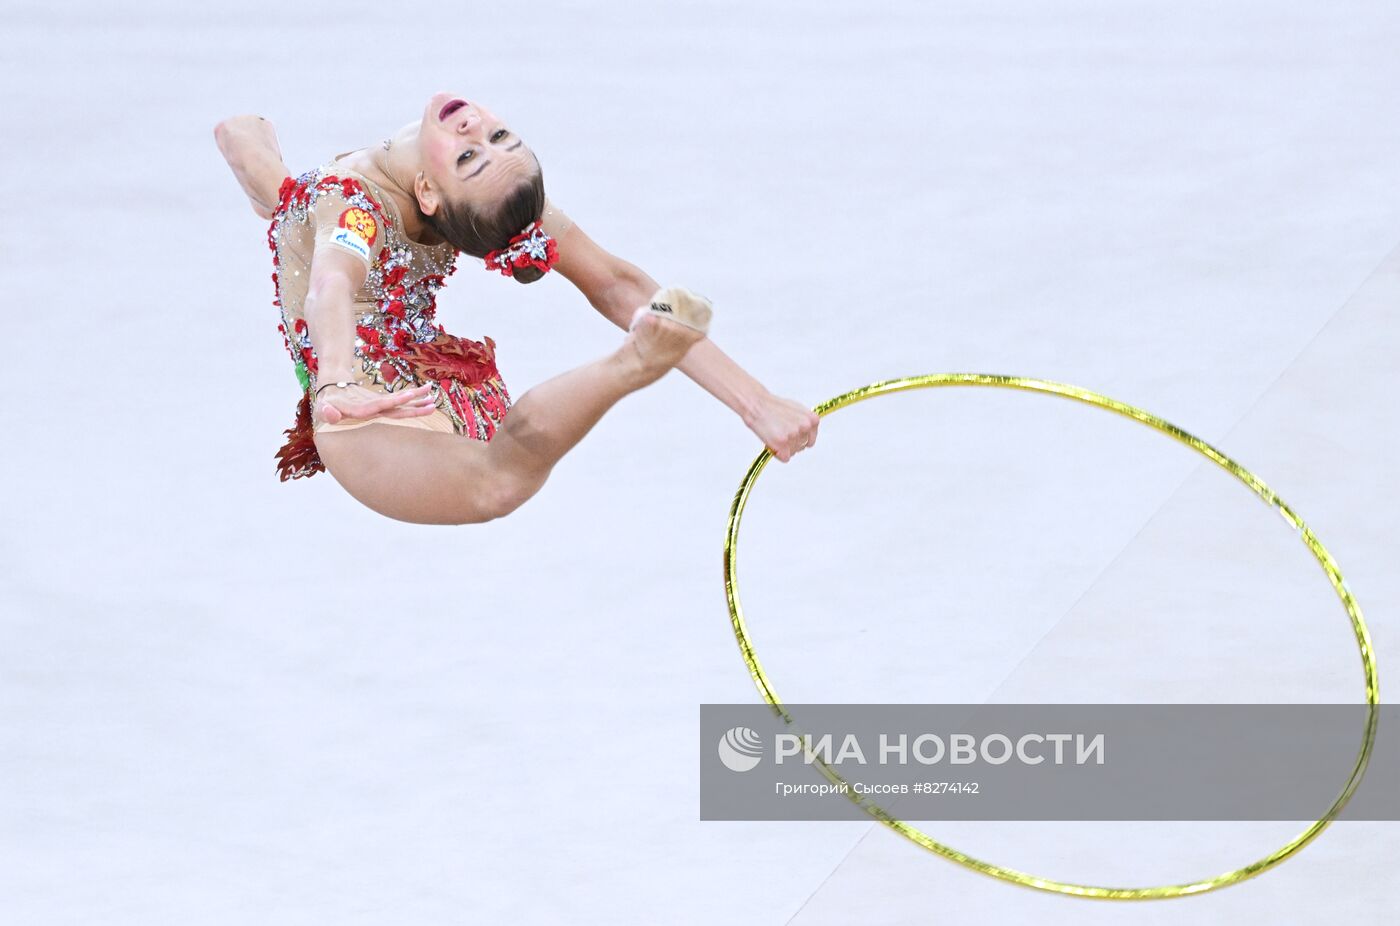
[310,184,388,273]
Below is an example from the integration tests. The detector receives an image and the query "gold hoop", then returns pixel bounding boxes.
[721,373,1379,900]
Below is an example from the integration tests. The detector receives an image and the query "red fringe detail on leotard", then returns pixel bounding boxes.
[396,332,502,384]
[272,333,506,481]
[274,389,325,481]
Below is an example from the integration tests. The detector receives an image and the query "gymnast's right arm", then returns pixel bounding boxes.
[303,248,365,387]
[303,236,436,424]
[213,114,291,220]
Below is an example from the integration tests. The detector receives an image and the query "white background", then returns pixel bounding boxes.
[2,1,1397,922]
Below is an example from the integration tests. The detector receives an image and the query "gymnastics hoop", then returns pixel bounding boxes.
[721,373,1379,900]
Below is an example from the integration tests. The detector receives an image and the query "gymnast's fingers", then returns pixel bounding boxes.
[317,399,344,424]
[792,416,819,454]
[382,403,440,419]
[381,383,435,406]
[350,385,435,417]
[376,388,440,416]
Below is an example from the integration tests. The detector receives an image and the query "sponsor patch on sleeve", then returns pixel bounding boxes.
[326,208,377,261]
[338,208,378,247]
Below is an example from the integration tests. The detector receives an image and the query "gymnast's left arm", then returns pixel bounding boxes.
[549,210,820,462]
[213,114,291,220]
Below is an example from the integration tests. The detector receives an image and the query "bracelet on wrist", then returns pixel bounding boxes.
[315,380,361,399]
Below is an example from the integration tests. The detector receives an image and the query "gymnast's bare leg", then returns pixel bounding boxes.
[314,312,703,525]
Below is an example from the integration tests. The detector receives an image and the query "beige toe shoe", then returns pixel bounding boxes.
[629,286,713,334]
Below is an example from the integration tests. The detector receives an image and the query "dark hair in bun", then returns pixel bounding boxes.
[508,261,546,284]
[423,167,548,285]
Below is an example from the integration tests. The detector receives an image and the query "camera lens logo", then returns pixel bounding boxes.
[718,726,763,772]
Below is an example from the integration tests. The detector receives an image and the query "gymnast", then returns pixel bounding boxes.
[214,92,819,524]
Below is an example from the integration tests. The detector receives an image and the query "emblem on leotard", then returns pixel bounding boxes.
[337,208,378,247]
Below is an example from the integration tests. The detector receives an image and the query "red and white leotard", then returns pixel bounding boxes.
[267,162,511,480]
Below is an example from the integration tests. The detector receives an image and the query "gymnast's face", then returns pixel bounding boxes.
[414,91,537,217]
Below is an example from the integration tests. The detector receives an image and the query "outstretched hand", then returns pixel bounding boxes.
[315,383,438,425]
[746,392,820,462]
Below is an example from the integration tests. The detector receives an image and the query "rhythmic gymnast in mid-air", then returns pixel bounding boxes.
[215,92,819,524]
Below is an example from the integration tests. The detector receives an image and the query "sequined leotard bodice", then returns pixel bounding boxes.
[267,162,511,480]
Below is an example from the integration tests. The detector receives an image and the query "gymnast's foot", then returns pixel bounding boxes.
[619,286,711,382]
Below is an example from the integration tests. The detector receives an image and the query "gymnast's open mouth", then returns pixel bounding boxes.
[439,99,467,121]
